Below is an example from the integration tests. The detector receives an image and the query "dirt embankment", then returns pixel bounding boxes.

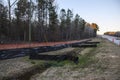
[0,57,45,80]
[30,38,120,80]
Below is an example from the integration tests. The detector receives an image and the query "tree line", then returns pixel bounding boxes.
[0,0,99,43]
[104,31,120,37]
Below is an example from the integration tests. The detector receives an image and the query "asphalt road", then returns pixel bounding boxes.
[102,35,120,46]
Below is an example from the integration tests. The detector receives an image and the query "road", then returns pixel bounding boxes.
[102,35,120,46]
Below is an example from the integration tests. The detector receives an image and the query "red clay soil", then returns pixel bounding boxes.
[0,39,90,50]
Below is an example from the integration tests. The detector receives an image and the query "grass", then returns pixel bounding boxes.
[23,56,75,67]
[23,46,98,69]
[75,47,98,68]
[23,56,46,65]
[48,60,75,67]
[46,47,98,68]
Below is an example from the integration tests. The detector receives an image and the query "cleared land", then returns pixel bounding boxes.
[30,38,120,80]
[0,38,120,80]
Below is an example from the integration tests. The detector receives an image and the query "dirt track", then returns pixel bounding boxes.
[30,38,120,80]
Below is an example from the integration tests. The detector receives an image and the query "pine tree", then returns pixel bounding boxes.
[74,14,80,39]
[48,0,58,41]
[15,0,34,41]
[60,9,66,40]
[66,9,73,40]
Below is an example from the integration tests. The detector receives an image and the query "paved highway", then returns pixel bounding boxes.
[102,35,120,46]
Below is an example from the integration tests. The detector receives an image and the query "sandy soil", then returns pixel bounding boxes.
[30,38,120,80]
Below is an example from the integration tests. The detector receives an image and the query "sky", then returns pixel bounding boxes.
[57,0,120,34]
[3,0,120,34]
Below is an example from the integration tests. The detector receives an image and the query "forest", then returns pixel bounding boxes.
[0,0,99,43]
